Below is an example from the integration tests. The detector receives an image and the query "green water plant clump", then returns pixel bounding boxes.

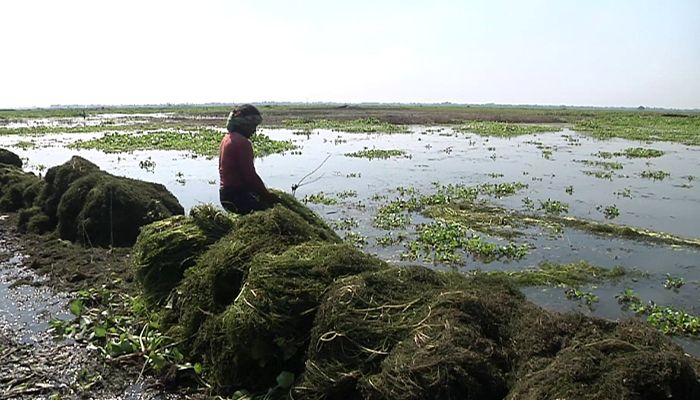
[574,115,700,146]
[283,117,409,134]
[481,260,630,287]
[68,129,296,158]
[454,121,561,137]
[344,149,410,160]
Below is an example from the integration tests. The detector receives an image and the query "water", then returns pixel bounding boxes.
[1,122,699,354]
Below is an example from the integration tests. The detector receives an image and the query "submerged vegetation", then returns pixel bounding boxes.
[480,261,630,287]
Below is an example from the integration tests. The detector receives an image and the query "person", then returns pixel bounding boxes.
[218,104,278,214]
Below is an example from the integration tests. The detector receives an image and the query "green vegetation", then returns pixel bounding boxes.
[344,148,410,160]
[373,204,412,230]
[596,204,620,219]
[302,192,338,205]
[480,261,631,287]
[663,274,684,291]
[617,289,700,338]
[615,188,633,198]
[641,170,670,180]
[620,147,665,158]
[565,287,599,307]
[583,170,614,180]
[138,158,156,172]
[0,123,171,136]
[68,129,296,158]
[48,287,203,381]
[375,232,407,247]
[539,199,569,215]
[454,121,561,137]
[332,217,360,231]
[574,115,700,146]
[403,221,529,264]
[574,159,624,170]
[283,117,409,133]
[343,231,368,248]
[336,190,358,199]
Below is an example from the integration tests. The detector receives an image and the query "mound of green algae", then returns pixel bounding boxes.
[0,148,22,168]
[131,194,700,399]
[0,150,184,247]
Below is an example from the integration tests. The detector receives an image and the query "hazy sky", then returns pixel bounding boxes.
[2,0,699,109]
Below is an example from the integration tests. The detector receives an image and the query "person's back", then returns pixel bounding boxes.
[218,104,277,214]
[219,132,251,190]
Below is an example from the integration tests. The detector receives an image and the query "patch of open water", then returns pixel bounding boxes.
[1,125,699,355]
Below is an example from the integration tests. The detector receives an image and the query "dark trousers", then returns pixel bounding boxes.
[220,187,261,215]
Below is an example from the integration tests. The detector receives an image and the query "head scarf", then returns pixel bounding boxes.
[226,104,263,138]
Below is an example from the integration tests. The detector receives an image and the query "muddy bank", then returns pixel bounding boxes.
[0,213,205,399]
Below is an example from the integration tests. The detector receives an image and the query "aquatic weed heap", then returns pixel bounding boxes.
[0,149,42,212]
[171,201,341,343]
[198,242,387,391]
[0,148,23,168]
[11,155,185,247]
[508,306,700,399]
[297,269,522,400]
[295,267,700,400]
[133,204,238,305]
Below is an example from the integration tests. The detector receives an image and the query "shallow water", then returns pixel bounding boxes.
[2,123,700,354]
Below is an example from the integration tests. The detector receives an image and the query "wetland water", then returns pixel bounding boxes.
[2,121,700,355]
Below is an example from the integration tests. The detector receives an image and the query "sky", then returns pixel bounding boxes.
[1,0,699,109]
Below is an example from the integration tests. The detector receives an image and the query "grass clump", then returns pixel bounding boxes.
[454,121,561,137]
[199,243,387,391]
[574,115,700,146]
[619,147,665,158]
[0,148,23,167]
[283,117,409,134]
[0,165,41,212]
[641,170,670,180]
[481,260,630,287]
[574,159,624,170]
[344,149,410,160]
[302,192,338,205]
[133,204,237,305]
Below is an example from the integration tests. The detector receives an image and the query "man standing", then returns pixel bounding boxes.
[218,104,278,214]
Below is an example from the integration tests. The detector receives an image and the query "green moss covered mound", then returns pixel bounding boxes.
[0,164,40,211]
[0,148,23,168]
[1,153,184,247]
[133,205,238,305]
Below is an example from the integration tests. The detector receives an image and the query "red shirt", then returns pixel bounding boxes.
[218,132,266,194]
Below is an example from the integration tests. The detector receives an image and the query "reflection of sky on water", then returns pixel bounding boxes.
[2,125,699,354]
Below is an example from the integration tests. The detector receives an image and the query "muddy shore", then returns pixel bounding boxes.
[0,213,205,399]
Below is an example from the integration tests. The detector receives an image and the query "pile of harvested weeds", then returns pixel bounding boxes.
[132,194,700,399]
[0,149,183,247]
